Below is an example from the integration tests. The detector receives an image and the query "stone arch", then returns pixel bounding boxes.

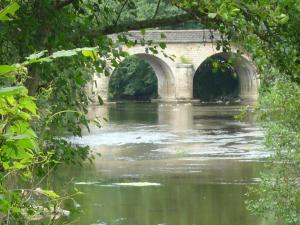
[193,52,259,101]
[109,53,176,100]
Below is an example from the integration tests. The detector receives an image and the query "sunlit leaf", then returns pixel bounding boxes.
[208,13,217,18]
[82,49,97,60]
[35,188,60,198]
[0,65,17,75]
[51,50,78,58]
[25,50,48,60]
[0,86,27,97]
[0,2,20,21]
[19,97,37,114]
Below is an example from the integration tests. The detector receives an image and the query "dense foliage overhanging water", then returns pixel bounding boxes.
[56,103,272,225]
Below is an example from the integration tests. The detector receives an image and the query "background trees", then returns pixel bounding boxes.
[109,56,158,100]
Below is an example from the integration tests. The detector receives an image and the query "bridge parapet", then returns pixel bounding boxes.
[109,29,221,43]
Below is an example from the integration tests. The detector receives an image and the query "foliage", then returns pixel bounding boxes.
[246,78,300,224]
[0,50,97,224]
[109,56,157,100]
[179,55,192,64]
[170,0,300,224]
[0,4,100,222]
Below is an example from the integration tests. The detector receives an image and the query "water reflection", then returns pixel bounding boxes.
[158,103,194,131]
[61,103,271,225]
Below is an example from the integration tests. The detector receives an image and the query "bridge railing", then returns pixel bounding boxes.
[109,29,221,44]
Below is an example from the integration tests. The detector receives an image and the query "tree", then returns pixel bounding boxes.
[0,3,104,223]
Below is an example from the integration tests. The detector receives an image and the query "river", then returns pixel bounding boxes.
[56,102,271,225]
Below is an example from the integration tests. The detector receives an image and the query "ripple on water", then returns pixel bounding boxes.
[68,121,269,161]
[68,129,177,146]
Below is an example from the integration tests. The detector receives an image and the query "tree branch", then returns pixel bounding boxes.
[152,0,162,19]
[114,0,129,26]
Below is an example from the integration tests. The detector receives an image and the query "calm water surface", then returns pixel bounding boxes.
[57,102,271,225]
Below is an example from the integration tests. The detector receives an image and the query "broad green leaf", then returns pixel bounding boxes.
[18,111,32,120]
[6,96,17,106]
[6,147,33,160]
[25,50,48,61]
[0,2,20,21]
[9,134,32,140]
[12,162,27,169]
[51,50,77,58]
[0,65,17,75]
[19,97,37,114]
[82,49,97,60]
[8,121,37,138]
[35,188,60,198]
[16,138,38,151]
[278,14,289,24]
[0,86,27,97]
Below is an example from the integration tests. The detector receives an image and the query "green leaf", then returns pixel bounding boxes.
[0,86,27,97]
[9,134,32,140]
[23,58,52,66]
[278,14,289,24]
[208,13,217,19]
[12,162,27,169]
[6,147,33,160]
[8,121,37,138]
[19,97,37,114]
[97,95,104,105]
[159,42,166,49]
[0,2,20,21]
[51,50,78,58]
[82,49,97,60]
[35,188,60,199]
[2,162,9,170]
[6,96,17,106]
[25,50,48,61]
[0,65,17,75]
[140,29,146,35]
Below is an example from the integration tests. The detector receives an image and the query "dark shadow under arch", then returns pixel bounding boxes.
[193,52,258,101]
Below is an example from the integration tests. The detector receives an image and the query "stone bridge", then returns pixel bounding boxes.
[88,30,259,102]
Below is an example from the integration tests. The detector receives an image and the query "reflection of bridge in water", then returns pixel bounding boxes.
[86,103,252,134]
[87,30,259,103]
